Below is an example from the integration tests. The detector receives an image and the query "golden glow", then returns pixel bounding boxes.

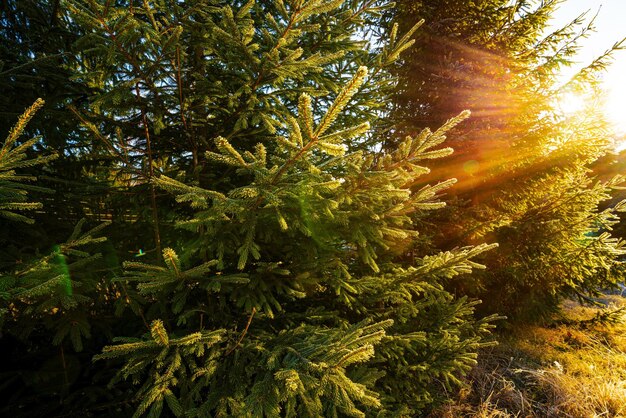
[605,81,626,134]
[556,86,626,150]
[557,91,586,115]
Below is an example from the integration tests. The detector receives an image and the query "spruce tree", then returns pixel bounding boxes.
[392,0,626,320]
[0,100,119,416]
[0,99,55,224]
[57,0,499,415]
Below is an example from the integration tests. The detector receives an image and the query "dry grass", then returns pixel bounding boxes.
[430,295,626,418]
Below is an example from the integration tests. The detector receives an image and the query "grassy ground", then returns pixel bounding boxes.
[431,295,626,417]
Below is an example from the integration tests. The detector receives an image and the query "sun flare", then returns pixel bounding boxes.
[555,86,626,151]
[557,83,626,133]
[557,91,586,115]
[605,82,626,134]
[556,88,626,133]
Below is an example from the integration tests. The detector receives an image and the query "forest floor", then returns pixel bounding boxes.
[432,294,626,417]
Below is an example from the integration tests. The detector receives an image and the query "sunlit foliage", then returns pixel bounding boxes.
[392,0,626,320]
[0,0,498,415]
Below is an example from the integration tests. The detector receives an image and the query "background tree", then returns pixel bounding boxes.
[0,0,111,228]
[391,0,626,320]
[0,99,123,415]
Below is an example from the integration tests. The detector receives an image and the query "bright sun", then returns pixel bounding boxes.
[556,84,626,151]
[605,82,626,134]
[557,88,626,133]
[557,91,586,115]
[557,79,626,150]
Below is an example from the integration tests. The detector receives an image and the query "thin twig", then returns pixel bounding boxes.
[225,307,257,356]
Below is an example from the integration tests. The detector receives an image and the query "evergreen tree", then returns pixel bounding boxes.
[0,0,121,258]
[392,0,626,320]
[0,100,120,415]
[0,99,55,224]
[4,0,624,414]
[56,0,499,415]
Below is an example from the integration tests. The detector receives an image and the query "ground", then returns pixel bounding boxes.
[432,295,626,417]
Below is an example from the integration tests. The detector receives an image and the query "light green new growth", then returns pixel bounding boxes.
[0,99,57,223]
[315,66,368,137]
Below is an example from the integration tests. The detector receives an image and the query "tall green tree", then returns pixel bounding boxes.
[0,0,118,251]
[0,99,120,416]
[0,0,499,416]
[68,0,497,414]
[392,0,626,320]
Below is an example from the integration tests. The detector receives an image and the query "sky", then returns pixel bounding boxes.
[549,0,626,131]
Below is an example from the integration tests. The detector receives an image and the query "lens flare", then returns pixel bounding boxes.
[52,245,72,296]
[463,160,480,175]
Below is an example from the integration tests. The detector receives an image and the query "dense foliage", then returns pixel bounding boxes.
[392,0,626,320]
[0,0,624,416]
[0,1,500,416]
